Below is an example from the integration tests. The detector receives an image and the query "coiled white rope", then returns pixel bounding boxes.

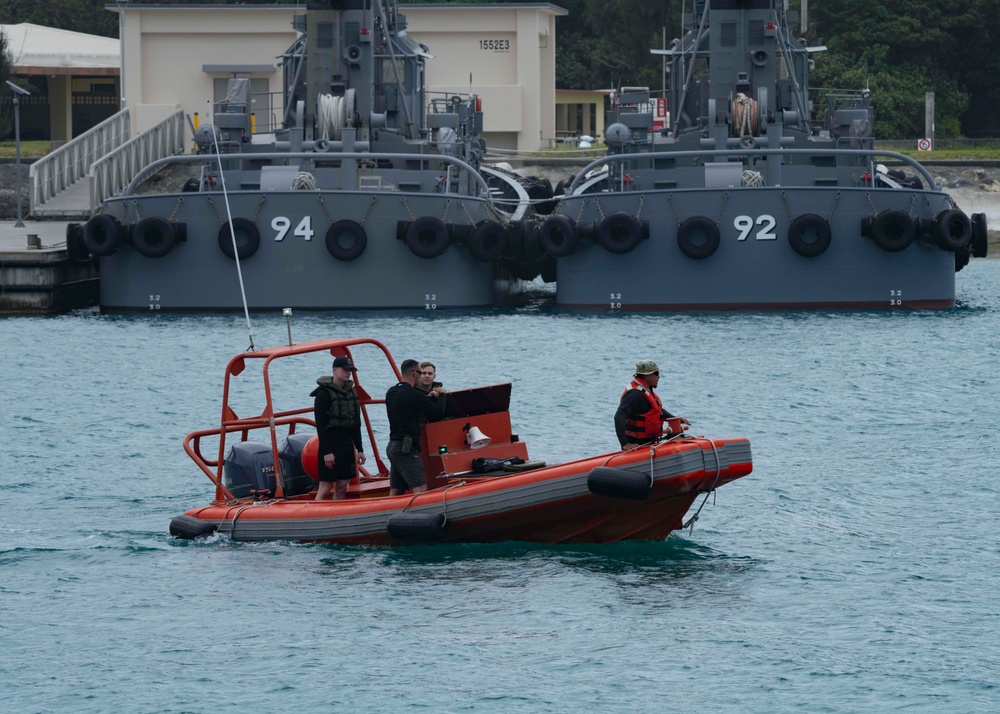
[317,94,345,140]
[292,172,317,190]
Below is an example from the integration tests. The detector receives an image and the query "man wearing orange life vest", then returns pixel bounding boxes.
[615,359,689,450]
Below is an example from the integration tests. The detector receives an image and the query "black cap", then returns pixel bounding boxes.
[333,356,357,371]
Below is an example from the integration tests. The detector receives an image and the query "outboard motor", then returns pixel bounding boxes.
[223,442,277,499]
[278,433,319,497]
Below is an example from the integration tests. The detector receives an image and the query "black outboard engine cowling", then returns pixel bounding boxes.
[223,442,277,499]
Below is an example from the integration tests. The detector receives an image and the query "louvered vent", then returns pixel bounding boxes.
[749,20,764,45]
[721,22,737,46]
[346,22,360,45]
[317,23,333,49]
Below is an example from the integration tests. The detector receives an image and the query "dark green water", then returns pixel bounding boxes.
[2,261,998,711]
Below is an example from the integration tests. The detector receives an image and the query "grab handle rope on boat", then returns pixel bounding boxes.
[399,479,466,527]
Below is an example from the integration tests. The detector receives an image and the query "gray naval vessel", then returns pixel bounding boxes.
[538,0,988,309]
[79,0,542,311]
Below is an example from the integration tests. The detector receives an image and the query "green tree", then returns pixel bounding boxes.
[0,28,12,138]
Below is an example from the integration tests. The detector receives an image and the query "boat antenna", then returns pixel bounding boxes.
[209,125,256,351]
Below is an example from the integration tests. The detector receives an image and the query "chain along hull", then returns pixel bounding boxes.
[177,437,752,545]
[95,191,516,310]
[552,186,962,310]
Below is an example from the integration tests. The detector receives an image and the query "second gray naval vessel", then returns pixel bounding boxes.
[537,0,988,310]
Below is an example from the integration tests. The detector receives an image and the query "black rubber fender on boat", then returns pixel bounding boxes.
[932,209,972,252]
[787,214,832,257]
[132,216,181,258]
[870,209,915,252]
[467,220,508,262]
[595,212,645,254]
[386,512,449,542]
[971,213,989,258]
[169,514,218,540]
[218,218,261,260]
[538,215,579,257]
[405,216,449,259]
[325,219,367,261]
[587,466,652,501]
[83,214,125,257]
[676,216,720,259]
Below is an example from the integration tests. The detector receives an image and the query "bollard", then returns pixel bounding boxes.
[26,234,41,250]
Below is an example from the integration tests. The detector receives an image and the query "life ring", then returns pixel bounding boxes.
[132,216,179,258]
[596,212,643,254]
[971,213,989,258]
[218,218,261,260]
[587,466,652,501]
[676,216,720,259]
[932,209,972,252]
[405,216,449,259]
[787,214,831,257]
[467,220,508,262]
[538,215,578,257]
[870,209,914,252]
[325,220,367,261]
[83,214,125,257]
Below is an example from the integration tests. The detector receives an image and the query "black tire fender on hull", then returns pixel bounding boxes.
[218,218,261,260]
[595,212,645,254]
[971,213,989,258]
[870,210,915,252]
[83,214,126,257]
[404,216,449,259]
[933,209,972,252]
[325,220,367,261]
[133,216,183,258]
[587,466,652,501]
[386,512,449,542]
[787,214,831,257]
[467,220,508,262]
[169,514,218,540]
[538,215,579,257]
[677,216,720,259]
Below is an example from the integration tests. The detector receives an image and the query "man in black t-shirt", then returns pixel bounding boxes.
[385,359,447,496]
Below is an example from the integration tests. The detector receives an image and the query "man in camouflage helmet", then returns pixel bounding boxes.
[615,359,688,450]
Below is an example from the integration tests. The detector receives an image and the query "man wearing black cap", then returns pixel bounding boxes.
[311,356,366,500]
[385,359,447,496]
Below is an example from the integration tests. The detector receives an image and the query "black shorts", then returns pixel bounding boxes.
[317,449,357,483]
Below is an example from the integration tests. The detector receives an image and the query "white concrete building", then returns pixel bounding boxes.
[116,2,565,151]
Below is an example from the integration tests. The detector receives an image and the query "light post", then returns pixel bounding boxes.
[6,80,31,228]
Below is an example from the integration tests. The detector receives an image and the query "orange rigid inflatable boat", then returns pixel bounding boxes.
[169,338,752,544]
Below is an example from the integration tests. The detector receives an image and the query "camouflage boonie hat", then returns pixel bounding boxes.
[635,359,659,375]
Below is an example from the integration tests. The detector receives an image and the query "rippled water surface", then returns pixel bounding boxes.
[3,262,999,712]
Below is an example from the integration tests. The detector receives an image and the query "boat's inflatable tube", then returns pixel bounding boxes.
[83,214,125,257]
[325,219,367,261]
[677,216,720,259]
[538,215,579,257]
[386,512,448,542]
[132,216,181,258]
[932,209,972,252]
[405,217,449,259]
[595,212,644,254]
[971,213,989,258]
[169,514,218,540]
[787,214,831,257]
[870,210,914,252]
[218,218,261,259]
[587,466,652,501]
[467,220,508,261]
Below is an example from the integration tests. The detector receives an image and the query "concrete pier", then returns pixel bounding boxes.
[0,221,98,314]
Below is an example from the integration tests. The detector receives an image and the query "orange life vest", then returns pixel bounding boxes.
[620,379,664,442]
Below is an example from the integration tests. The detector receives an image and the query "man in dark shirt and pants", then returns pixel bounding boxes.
[311,356,366,500]
[385,359,447,496]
